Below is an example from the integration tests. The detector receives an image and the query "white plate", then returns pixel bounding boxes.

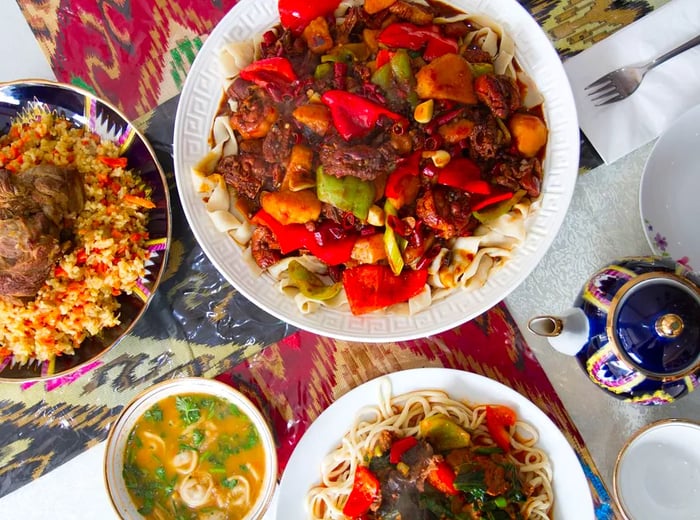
[173,0,579,342]
[640,104,700,273]
[276,368,594,519]
[614,419,700,520]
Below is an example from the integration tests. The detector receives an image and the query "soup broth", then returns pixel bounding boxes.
[123,393,267,519]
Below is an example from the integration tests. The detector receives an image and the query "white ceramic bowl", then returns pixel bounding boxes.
[614,419,700,520]
[173,0,580,342]
[104,377,277,520]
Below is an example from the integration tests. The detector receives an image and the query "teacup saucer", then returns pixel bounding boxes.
[613,419,700,520]
[639,104,700,273]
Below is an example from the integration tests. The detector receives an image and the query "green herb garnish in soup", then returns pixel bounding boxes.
[122,393,267,519]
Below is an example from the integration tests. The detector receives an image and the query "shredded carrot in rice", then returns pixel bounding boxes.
[0,113,154,365]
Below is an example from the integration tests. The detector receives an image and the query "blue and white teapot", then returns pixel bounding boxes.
[528,256,700,405]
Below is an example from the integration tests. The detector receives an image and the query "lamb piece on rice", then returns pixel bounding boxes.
[0,165,84,299]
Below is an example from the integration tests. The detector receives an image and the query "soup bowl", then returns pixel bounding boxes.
[104,377,277,520]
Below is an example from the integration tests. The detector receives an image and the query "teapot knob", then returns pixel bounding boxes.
[655,313,684,338]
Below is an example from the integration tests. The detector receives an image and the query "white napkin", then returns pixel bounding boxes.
[563,0,700,164]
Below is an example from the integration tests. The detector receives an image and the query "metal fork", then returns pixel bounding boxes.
[585,34,700,106]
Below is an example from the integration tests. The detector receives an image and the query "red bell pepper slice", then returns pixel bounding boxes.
[471,191,514,212]
[252,209,356,266]
[342,465,380,517]
[423,35,459,61]
[377,23,458,61]
[239,57,298,89]
[375,49,395,69]
[384,151,421,208]
[389,436,418,464]
[342,264,428,315]
[428,158,491,195]
[427,460,458,495]
[97,156,127,168]
[278,0,341,34]
[321,90,405,141]
[485,404,516,452]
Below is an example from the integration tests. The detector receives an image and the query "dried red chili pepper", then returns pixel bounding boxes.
[321,90,405,141]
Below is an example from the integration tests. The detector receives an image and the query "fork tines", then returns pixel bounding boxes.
[585,79,624,106]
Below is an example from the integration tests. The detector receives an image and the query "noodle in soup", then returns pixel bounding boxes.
[123,393,267,519]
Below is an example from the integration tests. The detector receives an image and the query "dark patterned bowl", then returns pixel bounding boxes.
[0,80,171,381]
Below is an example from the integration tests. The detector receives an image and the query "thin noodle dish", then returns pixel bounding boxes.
[194,0,548,315]
[307,383,553,519]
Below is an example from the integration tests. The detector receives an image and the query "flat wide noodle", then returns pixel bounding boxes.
[193,0,544,317]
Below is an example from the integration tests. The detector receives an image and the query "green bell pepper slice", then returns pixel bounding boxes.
[287,260,342,301]
[316,166,375,220]
[383,200,405,276]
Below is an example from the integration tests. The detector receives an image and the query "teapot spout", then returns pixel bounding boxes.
[527,316,564,337]
[527,308,589,356]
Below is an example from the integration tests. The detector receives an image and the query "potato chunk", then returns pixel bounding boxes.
[261,189,322,225]
[415,53,476,105]
[292,103,331,136]
[364,0,397,15]
[508,113,548,157]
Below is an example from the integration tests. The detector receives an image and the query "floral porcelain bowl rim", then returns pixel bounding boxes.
[639,103,700,274]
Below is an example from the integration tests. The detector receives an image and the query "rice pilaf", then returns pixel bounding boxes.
[0,112,154,365]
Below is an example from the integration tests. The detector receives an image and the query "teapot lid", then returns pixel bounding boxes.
[609,272,700,379]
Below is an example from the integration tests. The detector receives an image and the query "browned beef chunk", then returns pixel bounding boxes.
[462,47,495,64]
[389,0,434,25]
[490,157,542,198]
[474,74,521,119]
[0,165,85,299]
[262,120,296,165]
[250,225,282,270]
[219,140,285,206]
[334,7,362,44]
[229,87,279,140]
[372,440,438,519]
[218,154,263,202]
[469,114,507,161]
[226,76,255,102]
[416,185,473,239]
[319,138,398,181]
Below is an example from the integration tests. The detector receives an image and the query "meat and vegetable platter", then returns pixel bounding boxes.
[276,368,594,519]
[0,81,170,380]
[174,0,579,341]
